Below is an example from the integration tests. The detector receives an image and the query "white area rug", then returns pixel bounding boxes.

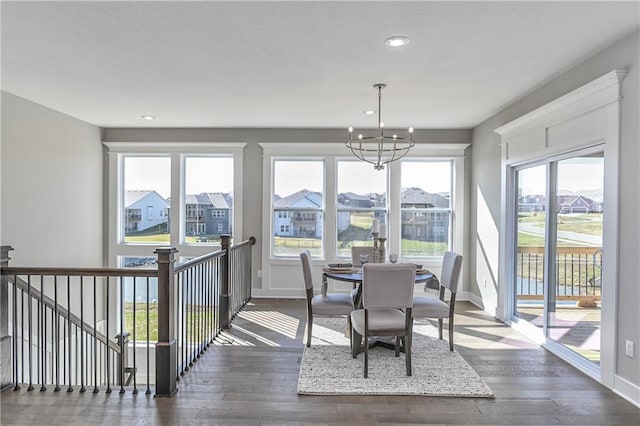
[297,317,494,397]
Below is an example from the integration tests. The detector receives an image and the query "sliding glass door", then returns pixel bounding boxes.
[548,153,603,363]
[512,149,603,366]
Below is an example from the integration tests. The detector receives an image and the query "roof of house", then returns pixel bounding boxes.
[400,187,449,208]
[185,192,233,208]
[124,190,168,208]
[274,189,322,208]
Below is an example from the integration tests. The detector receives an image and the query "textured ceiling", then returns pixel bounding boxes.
[2,1,638,128]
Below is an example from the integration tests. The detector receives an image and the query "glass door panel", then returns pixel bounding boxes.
[549,153,603,364]
[514,165,547,328]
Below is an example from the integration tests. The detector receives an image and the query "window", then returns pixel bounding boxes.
[272,160,324,257]
[260,143,466,274]
[336,160,387,257]
[107,142,245,265]
[184,157,234,245]
[400,161,452,257]
[122,157,170,244]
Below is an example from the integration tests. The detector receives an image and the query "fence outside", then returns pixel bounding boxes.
[516,246,602,301]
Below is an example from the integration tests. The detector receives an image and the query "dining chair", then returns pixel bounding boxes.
[300,250,354,347]
[351,246,374,266]
[350,263,416,378]
[412,251,463,351]
[347,246,375,304]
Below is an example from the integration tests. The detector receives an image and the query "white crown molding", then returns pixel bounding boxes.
[495,69,627,139]
[103,141,247,154]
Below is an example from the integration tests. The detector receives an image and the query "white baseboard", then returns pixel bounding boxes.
[614,374,640,407]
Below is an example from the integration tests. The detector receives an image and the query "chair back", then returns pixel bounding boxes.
[440,251,463,294]
[351,246,374,266]
[362,263,415,310]
[299,250,314,292]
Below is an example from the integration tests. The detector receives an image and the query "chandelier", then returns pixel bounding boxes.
[345,83,414,170]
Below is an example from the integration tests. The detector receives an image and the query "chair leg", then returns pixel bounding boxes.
[405,332,412,376]
[395,336,400,357]
[352,328,361,358]
[363,328,369,378]
[306,317,313,348]
[438,318,443,340]
[448,320,454,351]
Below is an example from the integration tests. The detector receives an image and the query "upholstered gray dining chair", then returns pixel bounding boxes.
[412,251,463,351]
[348,246,375,303]
[350,263,416,378]
[300,250,354,347]
[351,246,374,266]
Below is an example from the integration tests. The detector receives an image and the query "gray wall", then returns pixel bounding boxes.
[1,92,104,267]
[470,31,639,386]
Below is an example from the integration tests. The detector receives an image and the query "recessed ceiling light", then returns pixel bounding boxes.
[141,115,156,120]
[384,36,409,48]
[363,109,376,115]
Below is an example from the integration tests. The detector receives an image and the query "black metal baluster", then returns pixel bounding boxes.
[40,275,47,391]
[181,271,187,375]
[176,272,182,378]
[185,270,190,371]
[145,276,151,395]
[12,275,20,390]
[106,279,111,393]
[80,277,86,393]
[27,275,33,391]
[197,263,203,357]
[54,276,60,391]
[93,276,99,393]
[66,276,73,392]
[119,276,125,394]
[206,260,211,345]
[132,276,138,394]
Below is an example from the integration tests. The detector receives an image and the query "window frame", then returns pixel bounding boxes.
[260,143,467,266]
[104,142,246,265]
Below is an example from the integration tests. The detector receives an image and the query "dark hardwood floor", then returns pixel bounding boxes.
[1,299,638,425]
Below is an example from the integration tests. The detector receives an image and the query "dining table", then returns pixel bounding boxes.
[322,267,434,306]
[322,266,435,353]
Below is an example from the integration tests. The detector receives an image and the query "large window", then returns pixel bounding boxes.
[122,156,170,244]
[400,161,452,257]
[184,156,234,244]
[272,160,324,257]
[336,161,387,257]
[106,142,245,266]
[261,144,465,265]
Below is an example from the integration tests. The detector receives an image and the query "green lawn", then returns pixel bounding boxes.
[124,303,217,342]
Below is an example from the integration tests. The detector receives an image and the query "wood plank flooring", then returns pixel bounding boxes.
[1,299,638,425]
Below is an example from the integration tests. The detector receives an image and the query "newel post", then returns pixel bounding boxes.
[1,246,13,392]
[220,235,231,329]
[154,247,178,397]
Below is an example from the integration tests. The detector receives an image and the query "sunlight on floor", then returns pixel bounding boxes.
[236,309,300,339]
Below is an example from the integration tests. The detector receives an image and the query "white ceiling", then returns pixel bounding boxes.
[2,1,638,129]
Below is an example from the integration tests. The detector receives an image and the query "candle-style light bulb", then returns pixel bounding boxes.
[358,134,363,139]
[379,121,384,128]
[409,127,414,141]
[348,127,353,139]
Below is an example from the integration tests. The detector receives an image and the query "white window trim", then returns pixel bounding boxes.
[495,70,626,390]
[258,142,468,297]
[104,141,246,262]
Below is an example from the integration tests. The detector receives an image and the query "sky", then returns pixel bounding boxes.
[274,160,453,197]
[124,156,233,199]
[519,157,604,195]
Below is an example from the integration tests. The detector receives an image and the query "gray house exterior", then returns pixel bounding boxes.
[273,189,323,238]
[184,192,233,236]
[400,187,450,242]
